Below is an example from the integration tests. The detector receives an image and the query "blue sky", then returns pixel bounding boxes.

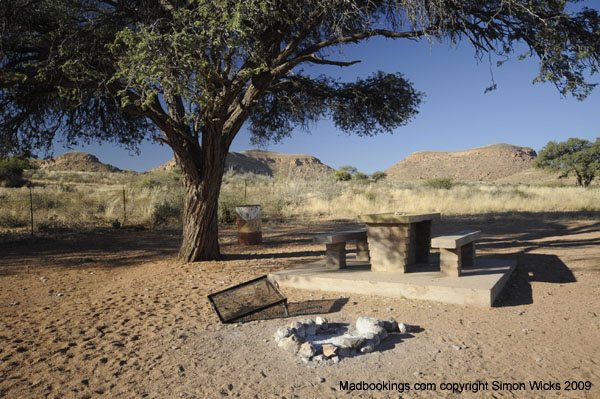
[55,12,599,174]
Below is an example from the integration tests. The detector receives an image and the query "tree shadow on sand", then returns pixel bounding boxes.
[435,212,594,306]
[0,229,180,276]
[492,253,576,307]
[439,213,593,307]
[221,250,324,261]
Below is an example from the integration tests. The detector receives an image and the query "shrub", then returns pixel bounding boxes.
[260,197,289,220]
[134,170,183,189]
[0,214,27,228]
[338,165,358,175]
[423,177,456,190]
[511,188,531,199]
[218,191,244,223]
[334,170,352,181]
[38,195,59,209]
[135,175,162,189]
[0,157,34,187]
[371,171,387,182]
[352,172,369,181]
[151,199,182,226]
[171,167,182,183]
[364,191,377,202]
[59,184,75,192]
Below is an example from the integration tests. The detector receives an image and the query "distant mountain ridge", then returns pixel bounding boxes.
[35,152,122,173]
[385,143,537,182]
[151,149,333,178]
[34,144,545,183]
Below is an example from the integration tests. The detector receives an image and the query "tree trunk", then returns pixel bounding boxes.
[178,175,223,261]
[174,124,229,262]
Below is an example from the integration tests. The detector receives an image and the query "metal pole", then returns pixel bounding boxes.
[29,186,33,237]
[122,187,126,225]
[244,179,247,202]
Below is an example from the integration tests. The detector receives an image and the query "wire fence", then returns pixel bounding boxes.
[0,174,350,234]
[0,185,182,234]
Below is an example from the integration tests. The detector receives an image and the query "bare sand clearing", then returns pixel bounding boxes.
[1,216,599,398]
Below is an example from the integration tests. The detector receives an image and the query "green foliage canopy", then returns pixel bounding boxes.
[534,138,600,187]
[2,0,600,158]
[352,171,369,181]
[423,177,456,190]
[338,165,359,176]
[333,170,352,181]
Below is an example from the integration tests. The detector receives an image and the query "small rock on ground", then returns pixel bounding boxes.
[322,344,338,358]
[278,335,303,354]
[298,342,317,359]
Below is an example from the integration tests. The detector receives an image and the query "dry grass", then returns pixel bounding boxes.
[1,170,598,232]
[288,182,600,219]
[2,169,182,230]
[26,169,139,186]
[221,173,600,220]
[0,185,178,230]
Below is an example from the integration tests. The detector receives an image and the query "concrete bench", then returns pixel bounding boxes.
[431,230,481,277]
[313,229,369,269]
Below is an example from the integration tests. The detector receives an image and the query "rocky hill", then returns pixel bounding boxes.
[385,143,537,182]
[35,152,121,173]
[151,149,333,178]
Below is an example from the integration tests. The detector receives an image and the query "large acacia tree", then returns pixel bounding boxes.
[534,138,600,187]
[2,1,599,261]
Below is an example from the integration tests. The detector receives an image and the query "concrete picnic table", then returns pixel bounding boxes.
[358,212,441,273]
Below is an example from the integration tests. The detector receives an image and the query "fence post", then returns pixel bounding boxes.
[28,185,34,237]
[122,187,127,225]
[244,179,247,201]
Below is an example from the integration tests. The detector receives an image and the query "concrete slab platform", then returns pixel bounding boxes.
[269,257,517,307]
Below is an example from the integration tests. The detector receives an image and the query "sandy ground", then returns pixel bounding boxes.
[1,215,599,399]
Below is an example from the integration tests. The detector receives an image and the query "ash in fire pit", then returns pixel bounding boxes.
[274,316,418,365]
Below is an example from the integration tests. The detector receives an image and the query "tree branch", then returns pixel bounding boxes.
[274,27,436,76]
[153,136,170,145]
[301,55,361,67]
[222,82,266,148]
[274,9,327,65]
[163,89,187,127]
[99,0,118,9]
[300,27,437,57]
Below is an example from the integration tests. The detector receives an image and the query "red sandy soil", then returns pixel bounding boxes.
[1,215,599,399]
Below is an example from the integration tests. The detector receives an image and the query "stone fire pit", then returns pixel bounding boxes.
[274,316,417,365]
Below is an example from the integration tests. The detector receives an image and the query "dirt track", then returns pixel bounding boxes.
[1,215,599,398]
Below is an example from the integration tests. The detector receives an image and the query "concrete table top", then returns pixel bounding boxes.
[358,212,441,224]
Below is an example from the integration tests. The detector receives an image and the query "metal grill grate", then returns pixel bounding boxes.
[208,276,288,323]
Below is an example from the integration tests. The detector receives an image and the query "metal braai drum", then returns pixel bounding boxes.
[235,205,262,245]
